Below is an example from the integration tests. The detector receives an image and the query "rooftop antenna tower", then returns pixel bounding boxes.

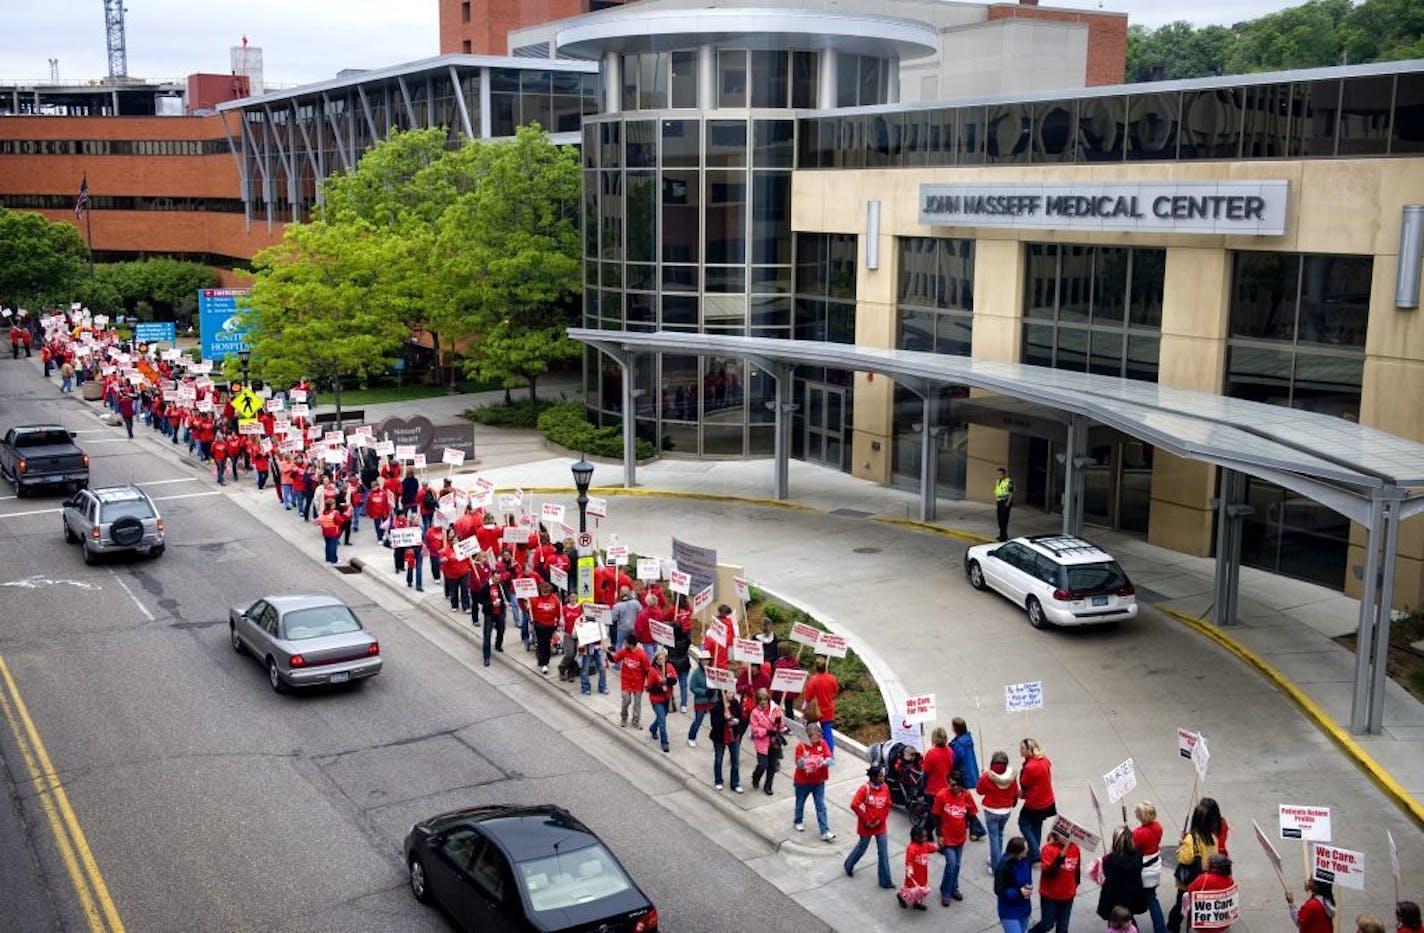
[104,0,128,79]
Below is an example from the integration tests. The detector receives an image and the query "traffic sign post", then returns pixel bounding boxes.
[231,388,263,422]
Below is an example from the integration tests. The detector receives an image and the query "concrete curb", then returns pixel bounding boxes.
[1160,606,1424,831]
[514,485,817,512]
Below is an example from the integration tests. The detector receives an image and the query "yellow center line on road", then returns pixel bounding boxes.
[0,655,125,932]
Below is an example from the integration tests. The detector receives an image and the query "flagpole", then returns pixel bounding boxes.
[84,205,94,275]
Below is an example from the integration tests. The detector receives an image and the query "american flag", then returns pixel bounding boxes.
[74,175,89,218]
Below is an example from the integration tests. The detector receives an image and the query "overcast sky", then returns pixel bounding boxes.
[1,1,1303,87]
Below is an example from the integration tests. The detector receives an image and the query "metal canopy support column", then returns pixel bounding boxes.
[1211,469,1250,626]
[1351,487,1404,734]
[448,66,474,140]
[919,390,940,522]
[771,363,795,501]
[1060,413,1089,536]
[620,351,637,488]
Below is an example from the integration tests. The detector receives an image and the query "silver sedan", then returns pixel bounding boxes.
[228,593,382,692]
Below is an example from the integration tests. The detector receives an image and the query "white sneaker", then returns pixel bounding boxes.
[540,666,548,675]
[795,823,805,832]
[714,783,724,791]
[733,786,744,794]
[687,739,697,748]
[821,831,837,842]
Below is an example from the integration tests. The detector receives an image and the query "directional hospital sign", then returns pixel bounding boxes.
[198,288,251,361]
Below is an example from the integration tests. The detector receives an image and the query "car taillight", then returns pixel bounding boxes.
[1052,588,1074,601]
[16,458,26,473]
[90,526,100,540]
[156,518,165,533]
[289,654,305,667]
[81,454,89,466]
[368,642,380,656]
[1117,584,1135,597]
[633,908,658,932]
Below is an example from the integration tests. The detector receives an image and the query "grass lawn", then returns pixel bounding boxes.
[334,380,500,406]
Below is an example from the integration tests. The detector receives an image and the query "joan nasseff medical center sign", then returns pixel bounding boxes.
[919,181,1289,236]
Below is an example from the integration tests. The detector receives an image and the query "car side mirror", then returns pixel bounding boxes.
[63,498,77,509]
[69,431,77,438]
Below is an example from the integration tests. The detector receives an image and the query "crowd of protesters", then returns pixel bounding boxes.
[15,309,1417,933]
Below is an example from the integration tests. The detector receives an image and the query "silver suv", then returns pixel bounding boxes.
[62,485,166,563]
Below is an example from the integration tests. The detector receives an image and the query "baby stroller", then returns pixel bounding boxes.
[869,740,934,837]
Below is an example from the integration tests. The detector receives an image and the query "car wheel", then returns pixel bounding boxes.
[230,625,244,655]
[409,856,432,904]
[82,544,96,566]
[267,658,288,693]
[63,520,77,544]
[967,561,986,591]
[1026,597,1049,630]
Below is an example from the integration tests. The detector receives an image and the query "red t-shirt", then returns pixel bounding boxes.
[850,782,892,837]
[931,788,978,847]
[923,746,955,797]
[802,672,839,721]
[1132,821,1163,858]
[1020,756,1055,810]
[529,594,561,629]
[976,767,1019,811]
[1038,841,1081,901]
[612,647,647,693]
[904,840,938,889]
[211,439,228,461]
[793,739,830,785]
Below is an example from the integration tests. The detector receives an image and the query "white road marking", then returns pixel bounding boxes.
[152,491,222,503]
[0,575,100,591]
[84,439,131,444]
[136,478,196,487]
[108,569,155,621]
[0,507,60,519]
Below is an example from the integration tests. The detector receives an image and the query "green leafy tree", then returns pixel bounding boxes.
[442,125,583,402]
[72,258,219,326]
[0,207,88,309]
[1341,0,1424,62]
[1229,0,1351,72]
[241,220,408,420]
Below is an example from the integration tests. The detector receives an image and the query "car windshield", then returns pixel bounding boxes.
[100,500,154,522]
[1064,561,1130,593]
[15,431,72,447]
[516,843,633,914]
[282,605,362,640]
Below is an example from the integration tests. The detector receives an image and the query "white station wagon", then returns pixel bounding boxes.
[964,534,1138,629]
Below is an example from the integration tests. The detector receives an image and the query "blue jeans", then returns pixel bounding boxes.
[648,701,668,749]
[323,536,339,563]
[678,673,689,709]
[939,843,963,899]
[1000,919,1028,933]
[793,782,828,834]
[580,648,606,693]
[1143,887,1166,933]
[986,810,1011,872]
[844,833,892,887]
[821,719,836,758]
[405,552,423,590]
[687,707,707,741]
[1019,810,1049,863]
[714,739,741,788]
[1029,897,1072,933]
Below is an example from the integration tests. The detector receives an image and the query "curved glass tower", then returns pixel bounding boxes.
[568,7,938,457]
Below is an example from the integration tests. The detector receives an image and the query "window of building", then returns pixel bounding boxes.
[1020,244,1163,381]
[794,233,857,344]
[460,1,471,23]
[670,51,697,109]
[896,238,974,357]
[718,50,747,108]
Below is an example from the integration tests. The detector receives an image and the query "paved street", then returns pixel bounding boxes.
[0,360,824,932]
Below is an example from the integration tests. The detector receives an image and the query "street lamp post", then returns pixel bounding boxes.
[571,455,594,534]
[237,348,251,391]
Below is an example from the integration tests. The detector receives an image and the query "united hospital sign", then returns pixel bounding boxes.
[919,181,1289,236]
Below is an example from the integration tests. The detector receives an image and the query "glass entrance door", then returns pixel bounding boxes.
[804,383,846,470]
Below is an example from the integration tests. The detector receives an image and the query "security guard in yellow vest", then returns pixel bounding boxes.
[994,467,1014,542]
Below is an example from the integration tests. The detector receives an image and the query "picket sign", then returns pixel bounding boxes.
[1312,843,1365,891]
[1088,782,1107,843]
[1187,884,1239,931]
[1049,814,1100,852]
[789,622,821,647]
[1191,733,1211,780]
[497,493,521,514]
[588,603,612,626]
[558,521,576,542]
[550,566,569,591]
[502,526,526,545]
[770,668,808,694]
[692,583,714,615]
[586,496,607,519]
[471,475,494,497]
[731,638,764,664]
[374,440,395,456]
[1252,819,1291,899]
[442,447,466,467]
[649,620,676,648]
[705,618,727,645]
[575,621,602,648]
[1004,681,1044,712]
[412,454,427,470]
[388,527,421,548]
[395,444,416,460]
[668,569,692,596]
[512,578,540,600]
[733,576,750,602]
[815,632,847,658]
[606,544,629,566]
[454,536,481,560]
[903,693,937,726]
[540,502,566,525]
[1177,728,1200,759]
[1103,758,1138,804]
[705,668,736,691]
[1278,805,1331,842]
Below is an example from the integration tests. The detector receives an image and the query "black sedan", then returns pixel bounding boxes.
[404,805,658,932]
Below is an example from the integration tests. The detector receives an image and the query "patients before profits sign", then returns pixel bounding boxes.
[919,181,1288,236]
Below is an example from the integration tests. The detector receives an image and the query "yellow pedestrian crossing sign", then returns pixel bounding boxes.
[232,388,263,421]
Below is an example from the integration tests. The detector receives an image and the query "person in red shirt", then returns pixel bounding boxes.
[844,764,894,889]
[701,604,736,670]
[801,656,840,762]
[1184,855,1236,932]
[594,564,633,606]
[1132,801,1166,933]
[610,633,647,728]
[923,726,955,800]
[365,483,392,544]
[558,600,583,682]
[317,502,344,564]
[528,581,562,675]
[645,647,676,752]
[440,542,471,613]
[931,772,979,906]
[1395,901,1422,933]
[978,750,1020,873]
[1018,738,1057,862]
[1289,878,1337,933]
[633,592,663,663]
[424,525,446,584]
[770,642,802,717]
[211,435,229,485]
[898,825,937,911]
[1029,828,1081,933]
[792,701,834,841]
[251,444,270,491]
[474,518,502,555]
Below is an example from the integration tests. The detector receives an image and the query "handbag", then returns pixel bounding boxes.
[1172,855,1200,887]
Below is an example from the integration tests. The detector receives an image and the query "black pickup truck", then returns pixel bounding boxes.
[0,425,90,497]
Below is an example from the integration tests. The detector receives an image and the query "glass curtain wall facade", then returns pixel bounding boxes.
[584,47,891,456]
